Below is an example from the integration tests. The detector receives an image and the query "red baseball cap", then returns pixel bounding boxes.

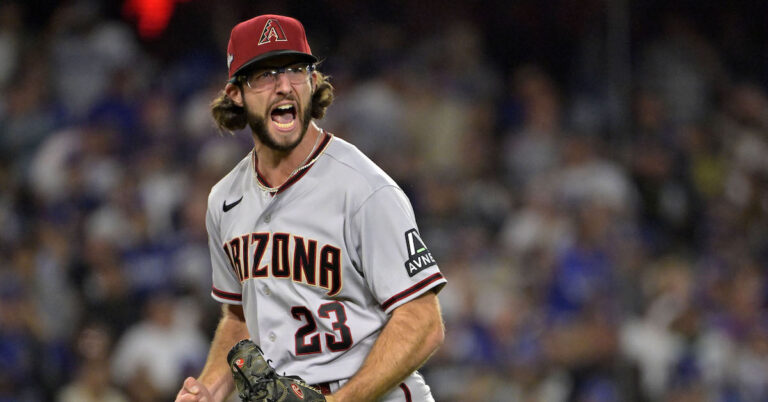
[226,14,317,81]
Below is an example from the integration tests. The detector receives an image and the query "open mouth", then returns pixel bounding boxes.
[270,104,297,131]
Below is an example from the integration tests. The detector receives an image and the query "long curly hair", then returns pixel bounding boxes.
[210,71,334,133]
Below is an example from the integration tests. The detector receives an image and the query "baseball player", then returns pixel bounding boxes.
[175,14,446,402]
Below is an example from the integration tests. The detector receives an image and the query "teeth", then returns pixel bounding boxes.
[274,120,295,129]
[276,105,293,111]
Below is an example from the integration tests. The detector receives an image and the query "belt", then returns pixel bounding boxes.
[310,382,333,395]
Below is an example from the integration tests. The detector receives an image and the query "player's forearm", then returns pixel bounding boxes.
[198,304,250,401]
[332,292,444,402]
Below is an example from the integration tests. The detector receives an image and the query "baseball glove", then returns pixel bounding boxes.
[227,339,327,402]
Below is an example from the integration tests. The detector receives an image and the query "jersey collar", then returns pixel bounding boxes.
[251,130,333,195]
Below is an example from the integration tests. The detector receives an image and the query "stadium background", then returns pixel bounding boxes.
[2,0,768,400]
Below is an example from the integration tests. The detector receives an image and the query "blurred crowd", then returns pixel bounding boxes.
[2,1,768,401]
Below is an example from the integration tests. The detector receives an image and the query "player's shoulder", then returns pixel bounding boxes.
[208,152,252,207]
[322,135,399,192]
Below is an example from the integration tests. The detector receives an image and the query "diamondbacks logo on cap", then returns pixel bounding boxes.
[404,229,436,277]
[258,18,288,45]
[235,358,245,368]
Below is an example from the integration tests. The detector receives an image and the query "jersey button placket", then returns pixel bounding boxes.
[264,213,271,223]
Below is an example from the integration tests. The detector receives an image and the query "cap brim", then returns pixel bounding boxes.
[230,50,318,82]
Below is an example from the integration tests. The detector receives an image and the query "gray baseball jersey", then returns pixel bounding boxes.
[206,131,446,399]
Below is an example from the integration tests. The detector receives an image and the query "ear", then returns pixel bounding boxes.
[225,82,243,107]
[310,71,318,93]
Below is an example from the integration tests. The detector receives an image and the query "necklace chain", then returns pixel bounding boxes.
[253,131,328,193]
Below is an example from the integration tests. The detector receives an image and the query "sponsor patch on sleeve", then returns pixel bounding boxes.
[403,229,436,277]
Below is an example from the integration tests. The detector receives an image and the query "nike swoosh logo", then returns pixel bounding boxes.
[223,196,243,212]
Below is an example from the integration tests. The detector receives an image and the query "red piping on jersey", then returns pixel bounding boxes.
[380,273,445,311]
[253,131,332,195]
[212,286,242,302]
[399,383,412,402]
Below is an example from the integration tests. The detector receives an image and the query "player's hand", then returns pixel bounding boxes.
[176,377,214,401]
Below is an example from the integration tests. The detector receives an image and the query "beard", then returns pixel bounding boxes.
[247,100,313,153]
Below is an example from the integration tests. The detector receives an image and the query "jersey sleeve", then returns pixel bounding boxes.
[351,186,446,314]
[207,195,243,304]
